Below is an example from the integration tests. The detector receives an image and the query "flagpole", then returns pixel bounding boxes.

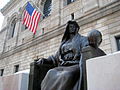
[35,5,44,16]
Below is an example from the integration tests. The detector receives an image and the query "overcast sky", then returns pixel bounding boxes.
[0,0,10,31]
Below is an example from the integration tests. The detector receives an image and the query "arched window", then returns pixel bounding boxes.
[9,18,16,38]
[43,0,52,18]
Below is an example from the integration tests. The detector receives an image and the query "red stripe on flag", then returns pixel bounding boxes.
[31,10,37,32]
[33,12,41,34]
[22,9,41,34]
[29,11,36,30]
[32,11,39,33]
[22,11,27,25]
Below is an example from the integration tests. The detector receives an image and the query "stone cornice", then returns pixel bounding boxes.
[0,26,8,33]
[77,0,120,26]
[0,0,120,59]
[1,0,21,15]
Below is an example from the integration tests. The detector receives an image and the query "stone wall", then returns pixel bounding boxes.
[0,0,120,76]
[0,32,62,75]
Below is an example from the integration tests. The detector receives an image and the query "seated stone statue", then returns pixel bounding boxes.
[36,20,89,90]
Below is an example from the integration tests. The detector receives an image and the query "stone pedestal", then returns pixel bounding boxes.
[86,51,120,90]
[0,70,29,90]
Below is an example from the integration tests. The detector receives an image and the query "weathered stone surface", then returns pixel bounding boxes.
[87,51,120,90]
[0,71,29,90]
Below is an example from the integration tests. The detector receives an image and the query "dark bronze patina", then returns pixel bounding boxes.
[28,21,106,90]
[87,29,106,56]
[36,20,88,90]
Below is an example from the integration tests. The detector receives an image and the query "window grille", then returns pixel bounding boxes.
[43,0,52,18]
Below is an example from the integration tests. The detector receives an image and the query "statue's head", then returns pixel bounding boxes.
[66,20,80,34]
[88,29,102,48]
[62,20,80,43]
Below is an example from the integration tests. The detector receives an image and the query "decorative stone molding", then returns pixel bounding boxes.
[35,0,47,10]
[35,0,41,7]
[1,0,21,15]
[8,12,19,24]
[40,0,47,5]
[18,7,25,21]
[77,0,120,26]
[0,26,8,33]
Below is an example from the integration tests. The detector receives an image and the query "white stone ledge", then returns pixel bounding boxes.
[87,51,120,90]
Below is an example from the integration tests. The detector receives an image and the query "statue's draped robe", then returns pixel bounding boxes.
[41,33,88,90]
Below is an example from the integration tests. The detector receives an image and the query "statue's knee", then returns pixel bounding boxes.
[46,69,56,75]
[62,71,73,79]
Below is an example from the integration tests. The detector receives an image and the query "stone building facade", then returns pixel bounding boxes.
[0,0,120,76]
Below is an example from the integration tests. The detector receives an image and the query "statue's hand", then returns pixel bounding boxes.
[36,58,47,65]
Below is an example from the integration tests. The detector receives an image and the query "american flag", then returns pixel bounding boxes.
[22,2,41,34]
